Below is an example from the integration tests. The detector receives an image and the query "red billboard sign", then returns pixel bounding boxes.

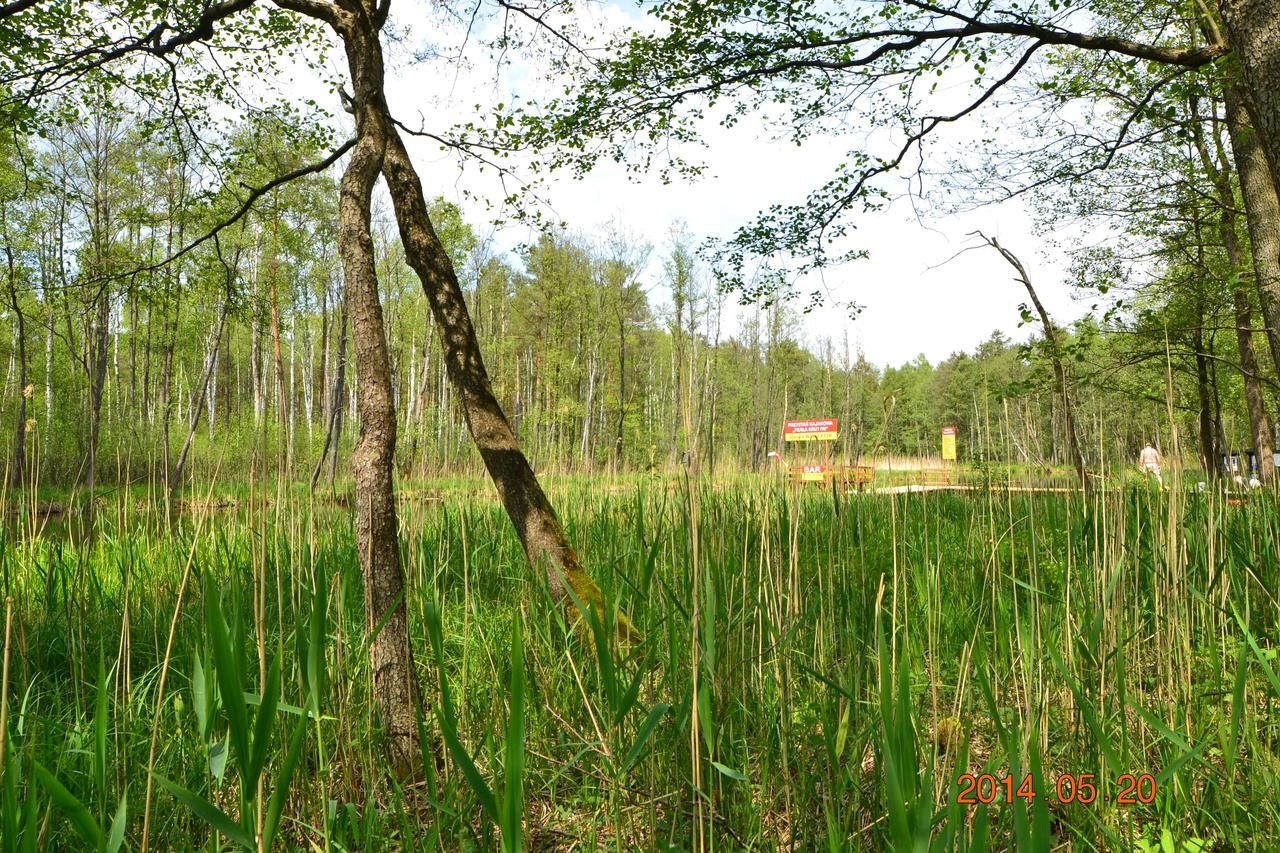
[784,419,839,441]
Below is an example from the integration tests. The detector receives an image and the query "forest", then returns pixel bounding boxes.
[0,0,1279,851]
[0,115,1266,488]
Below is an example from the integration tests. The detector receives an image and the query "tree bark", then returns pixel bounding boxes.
[1191,98,1276,480]
[1224,84,1280,380]
[1220,0,1280,194]
[276,0,635,781]
[4,247,28,485]
[378,120,629,631]
[329,0,419,777]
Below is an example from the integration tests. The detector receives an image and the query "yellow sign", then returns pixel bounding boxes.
[941,426,957,461]
[800,464,826,482]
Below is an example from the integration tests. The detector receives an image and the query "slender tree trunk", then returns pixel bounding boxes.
[1192,104,1276,480]
[312,294,349,489]
[84,292,110,493]
[323,0,421,776]
[1230,288,1274,480]
[580,353,596,465]
[268,220,288,468]
[615,307,626,468]
[160,291,178,487]
[1193,324,1219,478]
[319,274,330,423]
[5,248,28,485]
[44,282,53,432]
[251,303,263,426]
[170,283,233,491]
[980,235,1089,490]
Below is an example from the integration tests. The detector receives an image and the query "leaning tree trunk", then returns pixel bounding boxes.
[311,293,348,489]
[169,281,233,492]
[379,122,630,631]
[279,0,632,776]
[980,235,1090,491]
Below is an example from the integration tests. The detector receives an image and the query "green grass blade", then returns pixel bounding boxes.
[105,788,127,853]
[426,600,499,825]
[152,772,254,850]
[206,589,250,770]
[93,649,108,811]
[31,760,103,850]
[247,655,281,791]
[262,715,308,852]
[620,702,670,776]
[501,619,526,853]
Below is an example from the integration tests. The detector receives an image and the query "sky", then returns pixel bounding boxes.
[353,3,1094,368]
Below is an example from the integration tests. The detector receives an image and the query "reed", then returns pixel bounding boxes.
[0,474,1275,850]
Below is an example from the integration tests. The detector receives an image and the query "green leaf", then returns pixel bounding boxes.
[1234,608,1280,698]
[105,789,128,853]
[620,703,669,776]
[247,656,282,790]
[262,716,308,852]
[710,761,747,782]
[192,655,210,739]
[152,773,254,850]
[31,760,102,849]
[426,601,498,824]
[501,620,526,853]
[209,740,229,782]
[206,590,250,771]
[437,710,498,824]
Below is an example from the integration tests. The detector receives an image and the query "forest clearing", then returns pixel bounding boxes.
[4,0,1280,850]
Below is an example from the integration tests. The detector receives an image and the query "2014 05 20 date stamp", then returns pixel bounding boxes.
[954,773,1157,806]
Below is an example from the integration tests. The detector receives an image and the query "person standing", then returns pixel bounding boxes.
[1139,442,1163,487]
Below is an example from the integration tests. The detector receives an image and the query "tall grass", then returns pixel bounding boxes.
[0,476,1275,849]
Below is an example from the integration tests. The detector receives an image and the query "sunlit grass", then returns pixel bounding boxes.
[0,474,1276,850]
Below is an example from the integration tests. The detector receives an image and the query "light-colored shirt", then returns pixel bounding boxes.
[1139,446,1161,467]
